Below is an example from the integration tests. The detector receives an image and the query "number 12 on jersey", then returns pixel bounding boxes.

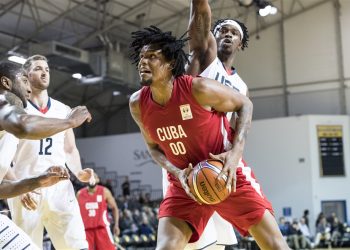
[39,138,53,155]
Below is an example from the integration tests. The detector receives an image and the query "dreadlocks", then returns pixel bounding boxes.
[130,25,189,77]
[212,19,249,50]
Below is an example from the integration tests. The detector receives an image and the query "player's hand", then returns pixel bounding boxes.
[209,150,241,193]
[177,164,201,204]
[77,168,94,183]
[37,166,70,188]
[67,106,92,127]
[21,192,38,210]
[113,225,120,236]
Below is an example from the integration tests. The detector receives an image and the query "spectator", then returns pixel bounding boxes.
[330,215,343,247]
[139,216,155,236]
[119,209,138,235]
[290,220,307,249]
[314,217,331,247]
[104,179,115,197]
[299,217,314,248]
[121,176,130,197]
[315,212,325,228]
[303,209,310,228]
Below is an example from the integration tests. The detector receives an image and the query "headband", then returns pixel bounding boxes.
[213,20,244,41]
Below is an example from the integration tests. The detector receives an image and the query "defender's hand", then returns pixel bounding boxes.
[37,166,70,188]
[68,106,92,127]
[77,168,94,183]
[21,192,38,210]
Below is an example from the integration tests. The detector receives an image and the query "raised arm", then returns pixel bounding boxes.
[192,77,253,191]
[0,93,91,140]
[187,0,217,75]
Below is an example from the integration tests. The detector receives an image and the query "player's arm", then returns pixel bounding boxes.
[129,91,181,177]
[187,0,217,75]
[76,190,81,199]
[0,166,69,199]
[64,128,93,182]
[129,91,198,202]
[104,187,120,236]
[192,77,253,191]
[0,93,91,140]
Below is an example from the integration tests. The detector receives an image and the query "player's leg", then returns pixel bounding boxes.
[212,212,237,246]
[248,209,290,250]
[214,164,290,250]
[157,217,192,250]
[44,182,88,250]
[85,229,94,250]
[95,226,115,250]
[7,196,44,247]
[184,217,217,250]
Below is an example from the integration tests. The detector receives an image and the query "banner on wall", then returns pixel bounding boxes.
[76,133,162,190]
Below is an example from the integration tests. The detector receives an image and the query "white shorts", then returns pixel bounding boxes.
[0,214,39,250]
[8,180,88,250]
[162,169,237,249]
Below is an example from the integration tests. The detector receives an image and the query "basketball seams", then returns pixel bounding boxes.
[204,162,227,182]
[193,162,211,204]
[201,166,223,202]
[188,160,230,205]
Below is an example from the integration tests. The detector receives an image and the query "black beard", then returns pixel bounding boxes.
[140,78,152,86]
[88,184,97,189]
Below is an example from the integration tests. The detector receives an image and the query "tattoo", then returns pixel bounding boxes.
[5,92,23,108]
[235,104,252,143]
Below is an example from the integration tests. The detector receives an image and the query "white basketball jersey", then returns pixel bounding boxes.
[0,132,19,183]
[200,57,248,121]
[200,57,247,95]
[12,98,71,179]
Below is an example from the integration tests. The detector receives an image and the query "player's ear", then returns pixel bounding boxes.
[168,60,175,70]
[238,42,243,51]
[0,76,12,90]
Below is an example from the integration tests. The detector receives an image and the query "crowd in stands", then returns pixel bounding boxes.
[2,174,350,250]
[277,211,350,249]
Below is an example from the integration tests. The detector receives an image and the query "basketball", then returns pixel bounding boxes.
[188,159,230,205]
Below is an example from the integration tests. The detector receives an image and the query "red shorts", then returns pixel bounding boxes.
[158,164,274,242]
[86,226,115,250]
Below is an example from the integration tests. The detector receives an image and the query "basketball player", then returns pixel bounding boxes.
[184,1,249,248]
[77,173,120,250]
[129,26,290,250]
[0,61,91,249]
[6,55,92,250]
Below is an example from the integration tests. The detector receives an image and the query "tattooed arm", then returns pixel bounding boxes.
[192,76,253,191]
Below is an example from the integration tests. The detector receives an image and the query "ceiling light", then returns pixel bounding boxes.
[270,6,278,15]
[113,91,120,96]
[8,55,26,65]
[259,5,271,16]
[72,73,82,79]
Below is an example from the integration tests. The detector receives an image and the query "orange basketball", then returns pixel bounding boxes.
[188,159,230,205]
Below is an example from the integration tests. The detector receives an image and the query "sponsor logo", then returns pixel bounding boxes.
[179,104,193,120]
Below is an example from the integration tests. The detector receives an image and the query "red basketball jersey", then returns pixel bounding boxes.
[140,75,232,185]
[78,185,110,230]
